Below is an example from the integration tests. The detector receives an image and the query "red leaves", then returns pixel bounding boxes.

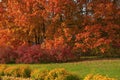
[15,44,76,63]
[0,45,17,63]
[0,0,119,61]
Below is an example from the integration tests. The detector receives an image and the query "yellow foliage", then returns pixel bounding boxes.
[0,65,7,76]
[45,68,79,80]
[31,69,49,80]
[84,74,117,80]
[18,66,31,78]
[4,66,19,77]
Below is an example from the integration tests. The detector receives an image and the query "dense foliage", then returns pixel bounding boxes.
[84,74,117,80]
[0,65,117,80]
[0,0,120,63]
[0,65,80,80]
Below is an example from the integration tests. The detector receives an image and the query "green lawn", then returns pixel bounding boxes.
[8,59,120,79]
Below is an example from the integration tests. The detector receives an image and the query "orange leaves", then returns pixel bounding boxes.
[74,24,114,53]
[0,29,14,48]
[100,47,106,53]
[0,0,119,56]
[42,36,67,50]
[6,0,47,45]
[47,0,76,15]
[76,32,90,40]
[0,6,4,13]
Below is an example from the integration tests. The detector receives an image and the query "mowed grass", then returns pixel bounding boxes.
[7,59,120,79]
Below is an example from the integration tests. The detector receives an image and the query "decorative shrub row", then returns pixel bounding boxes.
[45,68,80,80]
[2,66,31,78]
[31,69,49,80]
[0,65,117,80]
[84,74,117,80]
[0,45,77,64]
[0,65,7,76]
[0,65,80,80]
[0,76,31,80]
[31,68,80,80]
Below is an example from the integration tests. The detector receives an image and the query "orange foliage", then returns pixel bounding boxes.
[0,0,119,54]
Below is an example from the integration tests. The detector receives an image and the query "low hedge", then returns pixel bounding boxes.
[45,68,80,80]
[0,65,118,80]
[84,74,117,80]
[3,66,31,78]
[19,66,31,78]
[0,65,7,76]
[31,69,49,80]
[4,66,20,77]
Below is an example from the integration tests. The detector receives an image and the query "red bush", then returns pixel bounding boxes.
[0,45,17,63]
[16,44,76,63]
[57,46,76,62]
[16,45,42,63]
[47,46,76,62]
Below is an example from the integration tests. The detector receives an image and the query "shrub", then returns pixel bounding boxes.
[16,44,77,63]
[0,45,17,63]
[64,74,80,80]
[46,46,76,62]
[4,66,19,77]
[0,75,2,80]
[2,76,32,80]
[56,46,76,62]
[0,65,7,76]
[15,44,30,63]
[105,45,120,57]
[18,66,31,78]
[45,68,79,80]
[84,74,117,80]
[31,69,49,80]
[3,66,31,78]
[16,45,49,63]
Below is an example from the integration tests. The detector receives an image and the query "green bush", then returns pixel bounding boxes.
[18,66,31,78]
[4,66,19,77]
[31,69,49,80]
[0,65,7,76]
[45,68,79,80]
[84,74,117,80]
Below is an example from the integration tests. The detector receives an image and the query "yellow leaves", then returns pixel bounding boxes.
[84,74,117,80]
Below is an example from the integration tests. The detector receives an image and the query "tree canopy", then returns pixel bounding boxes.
[0,0,120,54]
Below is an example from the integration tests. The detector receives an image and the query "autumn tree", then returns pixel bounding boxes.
[75,0,120,55]
[0,0,119,56]
[4,0,48,46]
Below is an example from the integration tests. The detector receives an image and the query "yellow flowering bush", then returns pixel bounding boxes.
[45,68,79,80]
[4,66,19,77]
[2,76,32,80]
[84,74,117,80]
[0,65,7,76]
[18,66,31,78]
[0,75,2,80]
[31,69,49,80]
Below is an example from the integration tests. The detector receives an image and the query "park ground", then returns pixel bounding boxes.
[6,59,120,79]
